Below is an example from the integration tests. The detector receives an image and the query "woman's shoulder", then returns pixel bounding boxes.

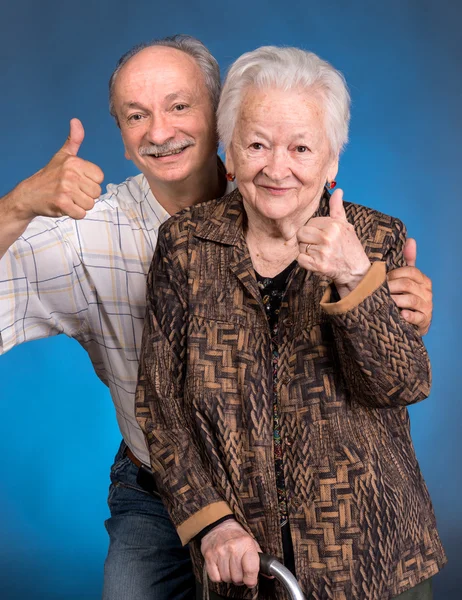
[344,200,406,244]
[159,189,242,241]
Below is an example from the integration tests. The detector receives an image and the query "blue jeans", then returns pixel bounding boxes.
[103,441,195,600]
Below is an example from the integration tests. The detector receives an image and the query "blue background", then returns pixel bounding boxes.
[1,1,461,598]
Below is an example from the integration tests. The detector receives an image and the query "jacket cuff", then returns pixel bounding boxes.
[320,262,386,315]
[177,501,233,545]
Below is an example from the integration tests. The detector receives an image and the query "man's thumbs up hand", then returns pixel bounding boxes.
[59,118,85,158]
[14,118,104,221]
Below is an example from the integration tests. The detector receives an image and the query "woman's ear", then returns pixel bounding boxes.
[225,145,235,176]
[327,155,339,183]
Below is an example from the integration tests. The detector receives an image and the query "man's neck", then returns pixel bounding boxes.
[147,156,226,216]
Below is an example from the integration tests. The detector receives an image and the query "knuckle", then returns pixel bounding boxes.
[410,295,419,308]
[64,155,79,170]
[55,198,69,212]
[227,539,240,554]
[403,312,416,323]
[319,230,330,244]
[203,549,215,562]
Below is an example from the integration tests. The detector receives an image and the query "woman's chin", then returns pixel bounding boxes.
[256,204,297,222]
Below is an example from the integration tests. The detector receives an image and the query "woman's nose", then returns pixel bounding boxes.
[262,149,291,182]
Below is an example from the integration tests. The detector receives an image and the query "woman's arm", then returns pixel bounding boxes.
[320,220,431,409]
[135,227,233,545]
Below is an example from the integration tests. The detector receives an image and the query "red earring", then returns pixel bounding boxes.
[226,173,236,182]
[326,180,337,189]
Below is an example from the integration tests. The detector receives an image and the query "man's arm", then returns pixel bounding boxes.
[387,238,432,335]
[0,119,104,354]
[0,119,103,260]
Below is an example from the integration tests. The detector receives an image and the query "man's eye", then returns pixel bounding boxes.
[173,104,187,111]
[250,143,263,150]
[128,114,143,122]
[296,145,308,153]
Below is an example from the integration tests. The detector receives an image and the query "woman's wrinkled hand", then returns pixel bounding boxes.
[296,188,371,298]
[201,519,262,587]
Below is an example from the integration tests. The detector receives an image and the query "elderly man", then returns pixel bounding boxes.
[0,35,433,600]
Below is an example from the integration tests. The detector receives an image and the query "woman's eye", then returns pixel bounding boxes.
[296,145,308,153]
[250,143,263,150]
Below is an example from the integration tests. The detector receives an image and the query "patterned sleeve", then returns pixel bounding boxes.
[320,218,431,408]
[135,226,232,545]
[0,218,90,354]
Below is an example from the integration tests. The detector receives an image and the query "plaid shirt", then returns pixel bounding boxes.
[0,172,233,465]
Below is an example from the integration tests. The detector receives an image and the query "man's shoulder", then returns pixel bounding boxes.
[92,174,146,214]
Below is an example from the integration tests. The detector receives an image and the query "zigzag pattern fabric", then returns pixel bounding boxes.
[136,189,446,599]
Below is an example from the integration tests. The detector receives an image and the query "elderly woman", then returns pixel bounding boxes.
[135,47,445,599]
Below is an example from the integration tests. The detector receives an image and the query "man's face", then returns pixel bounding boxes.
[113,46,218,188]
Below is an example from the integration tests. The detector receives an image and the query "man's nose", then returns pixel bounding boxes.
[145,113,176,145]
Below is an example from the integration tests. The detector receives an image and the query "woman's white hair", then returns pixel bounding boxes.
[217,46,351,156]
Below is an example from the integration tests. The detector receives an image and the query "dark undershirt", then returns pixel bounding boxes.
[255,261,297,574]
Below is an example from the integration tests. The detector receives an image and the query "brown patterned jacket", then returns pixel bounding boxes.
[136,189,446,599]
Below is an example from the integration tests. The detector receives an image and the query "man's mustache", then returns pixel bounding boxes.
[139,138,195,157]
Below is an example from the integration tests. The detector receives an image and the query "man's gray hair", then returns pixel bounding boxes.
[109,34,221,126]
[217,46,350,156]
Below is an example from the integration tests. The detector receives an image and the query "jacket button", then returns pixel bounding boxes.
[282,318,293,327]
[281,375,291,385]
[292,497,302,508]
[285,435,294,446]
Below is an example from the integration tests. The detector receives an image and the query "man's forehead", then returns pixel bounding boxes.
[114,47,205,100]
[120,46,201,81]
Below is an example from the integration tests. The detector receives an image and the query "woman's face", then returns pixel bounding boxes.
[226,86,339,224]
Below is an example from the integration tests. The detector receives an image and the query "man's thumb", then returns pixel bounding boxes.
[60,118,85,156]
[329,188,346,220]
[404,237,417,267]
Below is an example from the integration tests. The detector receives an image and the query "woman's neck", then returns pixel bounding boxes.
[244,198,319,277]
[246,225,298,278]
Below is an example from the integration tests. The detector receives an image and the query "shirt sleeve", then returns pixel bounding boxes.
[0,217,90,354]
[319,218,431,409]
[135,226,232,545]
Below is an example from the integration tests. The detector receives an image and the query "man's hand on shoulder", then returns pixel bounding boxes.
[387,238,433,335]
